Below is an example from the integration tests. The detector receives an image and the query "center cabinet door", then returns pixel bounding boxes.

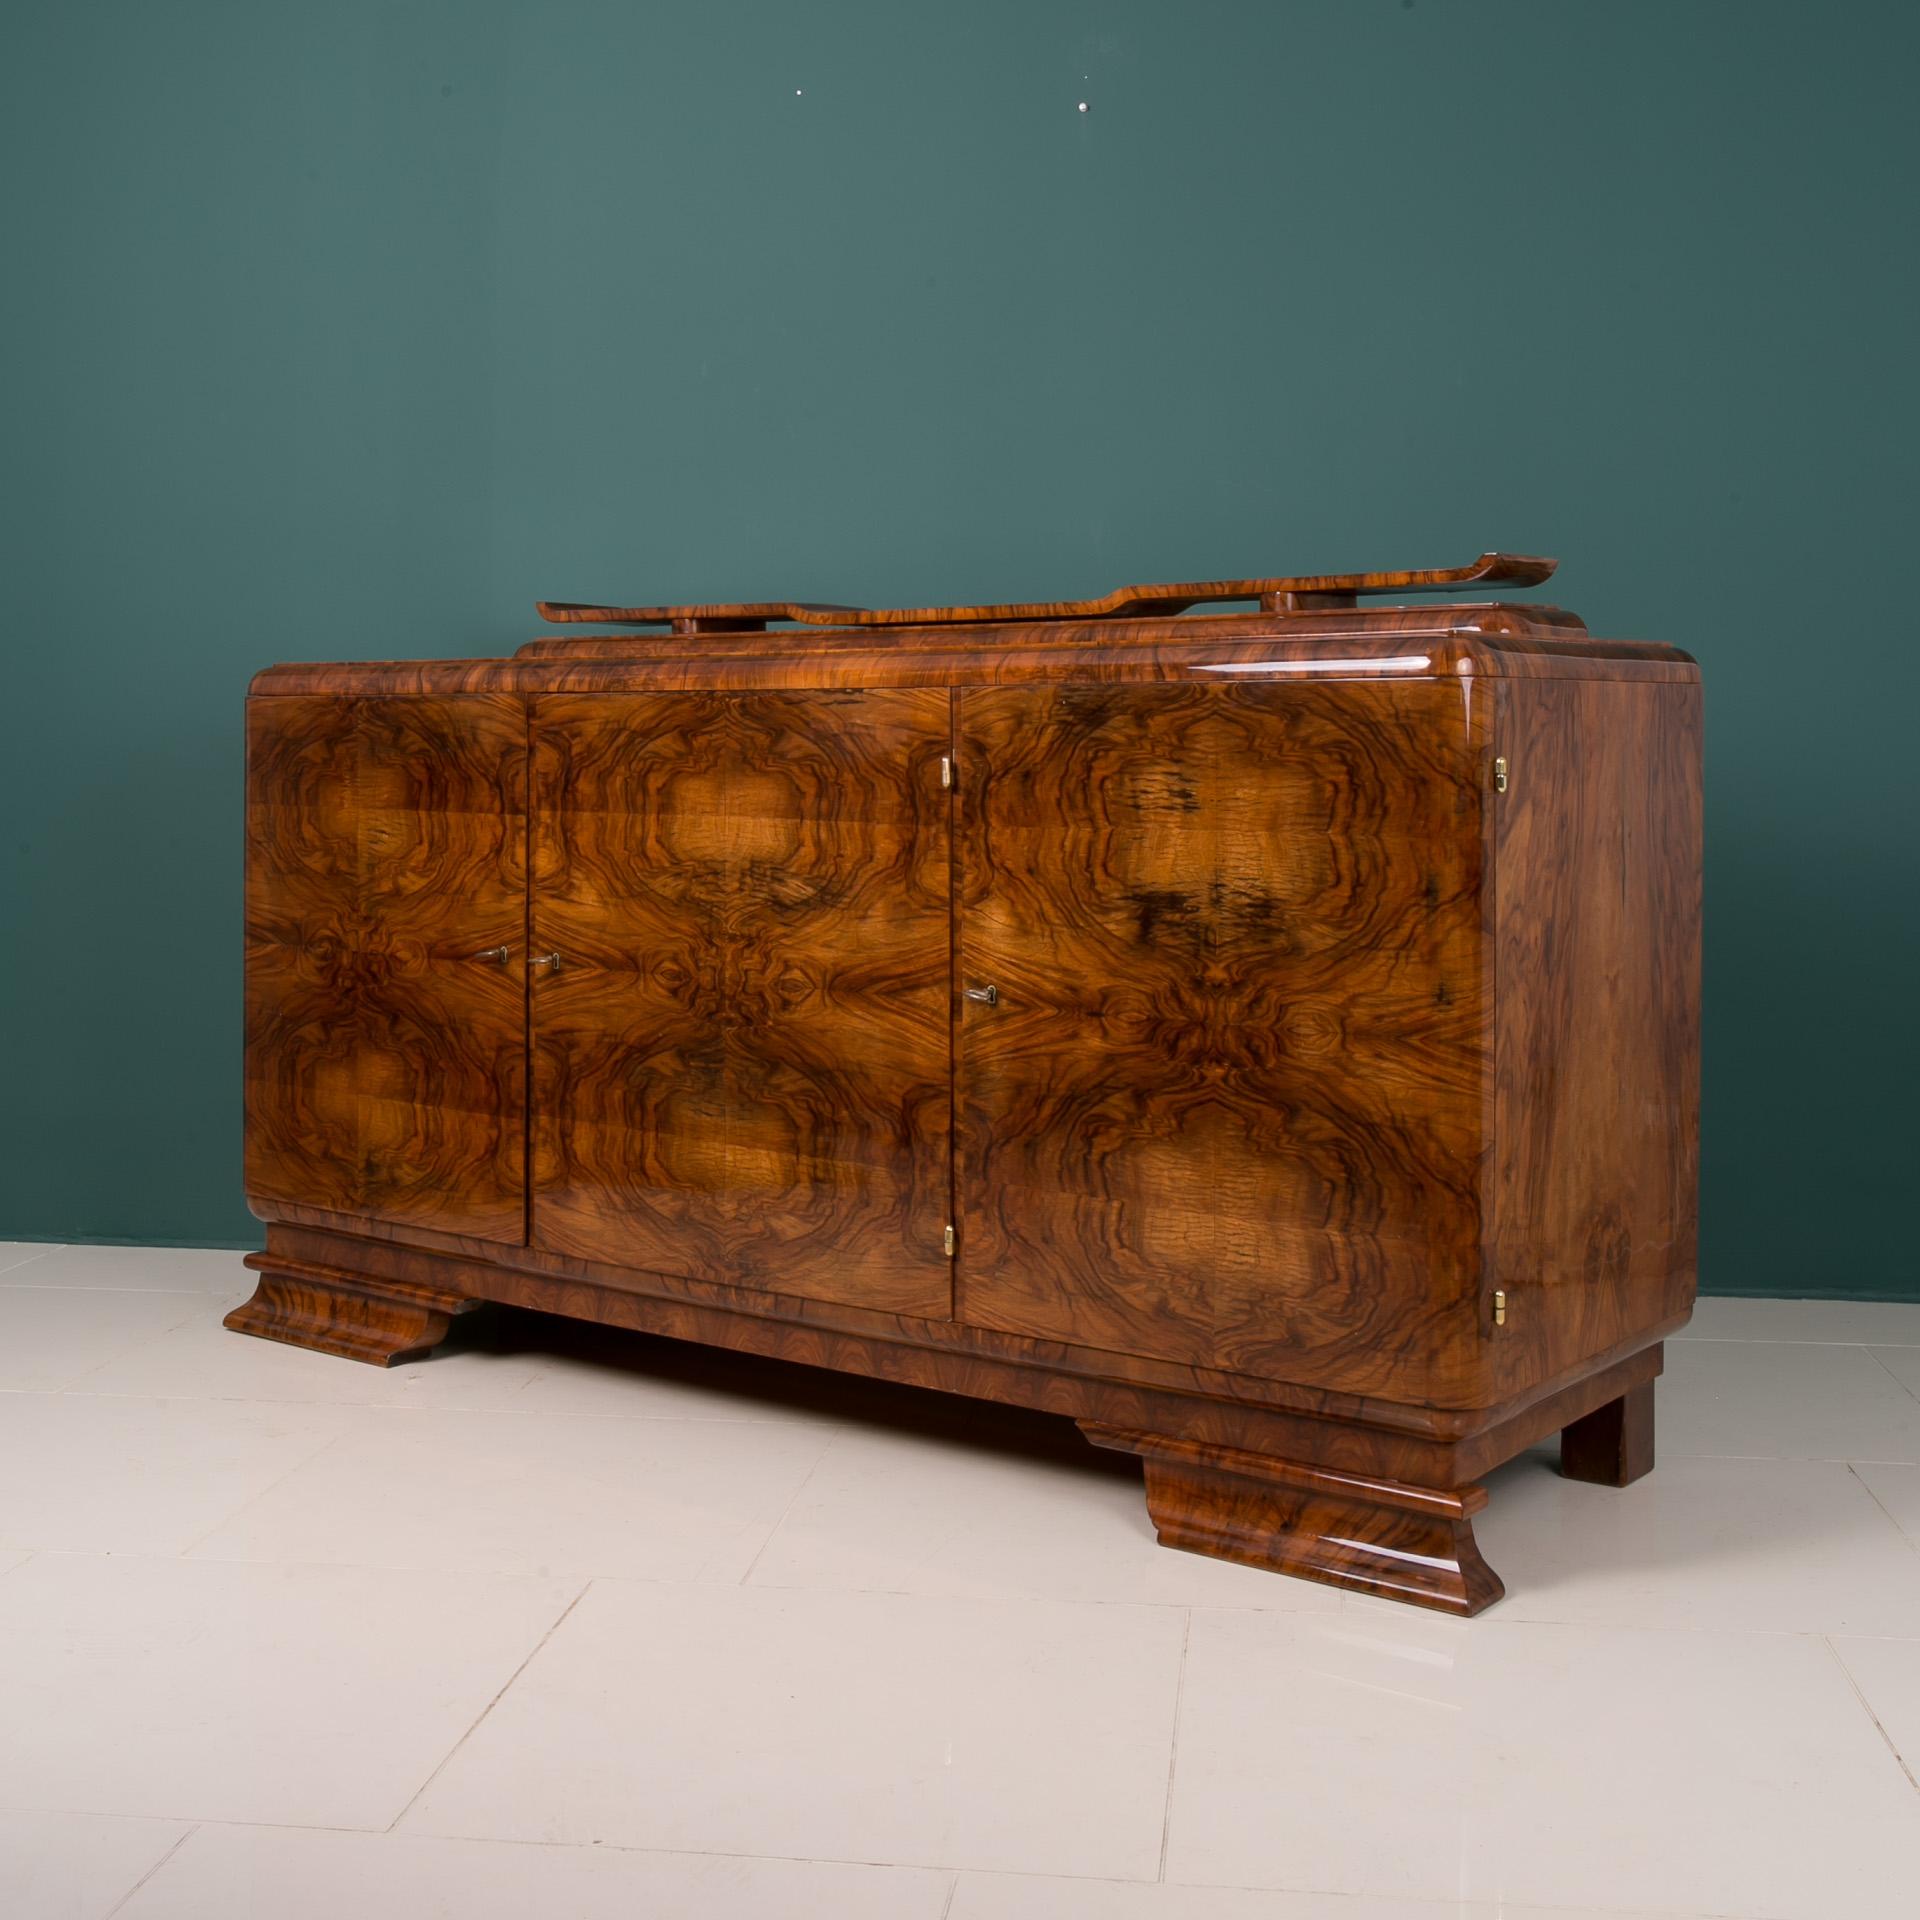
[529,690,954,1315]
[955,679,1490,1400]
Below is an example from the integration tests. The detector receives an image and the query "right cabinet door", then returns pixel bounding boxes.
[956,679,1489,1397]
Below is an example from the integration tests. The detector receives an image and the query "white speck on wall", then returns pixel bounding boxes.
[1078,101,1088,113]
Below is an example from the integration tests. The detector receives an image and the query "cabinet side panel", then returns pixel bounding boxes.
[243,693,529,1242]
[529,689,953,1316]
[1487,676,1702,1397]
[957,679,1492,1403]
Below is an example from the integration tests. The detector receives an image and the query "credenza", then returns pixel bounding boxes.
[230,553,1701,1613]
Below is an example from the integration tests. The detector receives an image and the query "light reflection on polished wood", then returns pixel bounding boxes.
[1485,677,1703,1404]
[958,679,1489,1403]
[1080,1424,1505,1616]
[233,577,1702,1612]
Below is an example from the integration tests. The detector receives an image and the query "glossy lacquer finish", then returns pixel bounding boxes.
[536,550,1558,628]
[240,694,527,1243]
[1484,675,1703,1403]
[957,680,1489,1403]
[527,690,952,1315]
[233,576,1702,1617]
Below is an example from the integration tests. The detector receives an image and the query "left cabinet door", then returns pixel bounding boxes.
[244,694,529,1242]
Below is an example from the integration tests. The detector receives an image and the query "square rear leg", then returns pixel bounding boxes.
[1560,1378,1655,1487]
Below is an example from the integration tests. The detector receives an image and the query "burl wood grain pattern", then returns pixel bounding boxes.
[1080,1425,1504,1615]
[1484,677,1703,1403]
[955,680,1491,1401]
[224,1247,482,1366]
[249,1214,1664,1469]
[243,695,528,1242]
[508,608,1601,670]
[536,551,1556,628]
[260,615,1701,701]
[527,690,953,1314]
[234,577,1702,1615]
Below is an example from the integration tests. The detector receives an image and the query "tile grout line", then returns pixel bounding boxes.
[1155,1607,1193,1883]
[1648,1448,1920,1467]
[0,1243,65,1277]
[49,1296,226,1394]
[19,1535,1920,1637]
[0,1800,1852,1904]
[732,1427,845,1587]
[1,1282,230,1295]
[42,1380,855,1430]
[3,1295,216,1396]
[385,1578,595,1834]
[938,1869,959,1918]
[41,1382,856,1428]
[1863,1344,1920,1410]
[1821,1633,1920,1795]
[29,1532,1920,1641]
[1846,1461,1920,1559]
[102,1822,199,1918]
[169,1419,367,1562]
[31,1807,1121,1882]
[1679,1334,1920,1348]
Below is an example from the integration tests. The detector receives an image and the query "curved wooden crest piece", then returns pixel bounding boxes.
[536,551,1557,631]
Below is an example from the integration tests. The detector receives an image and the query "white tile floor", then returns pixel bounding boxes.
[1,1244,1917,1918]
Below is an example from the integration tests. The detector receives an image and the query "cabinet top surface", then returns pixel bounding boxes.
[250,552,1700,696]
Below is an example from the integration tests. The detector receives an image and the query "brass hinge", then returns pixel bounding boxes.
[1493,755,1508,794]
[940,754,954,790]
[943,1224,956,1258]
[1493,1289,1507,1328]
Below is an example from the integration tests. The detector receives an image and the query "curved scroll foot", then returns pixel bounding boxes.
[1081,1423,1504,1617]
[225,1251,483,1367]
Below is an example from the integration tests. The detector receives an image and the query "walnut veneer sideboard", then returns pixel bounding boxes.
[230,553,1702,1614]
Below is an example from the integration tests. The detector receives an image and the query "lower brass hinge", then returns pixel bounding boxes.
[1493,755,1509,794]
[943,1225,956,1258]
[1493,1289,1507,1328]
[940,755,954,790]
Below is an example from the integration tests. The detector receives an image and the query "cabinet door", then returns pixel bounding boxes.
[244,695,529,1241]
[530,690,952,1314]
[956,680,1488,1398]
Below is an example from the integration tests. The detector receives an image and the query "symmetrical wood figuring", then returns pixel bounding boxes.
[535,551,1556,629]
[235,569,1702,1615]
[527,690,953,1314]
[956,679,1491,1401]
[243,695,528,1242]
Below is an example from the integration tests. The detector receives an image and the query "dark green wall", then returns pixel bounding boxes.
[3,2,1915,1294]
